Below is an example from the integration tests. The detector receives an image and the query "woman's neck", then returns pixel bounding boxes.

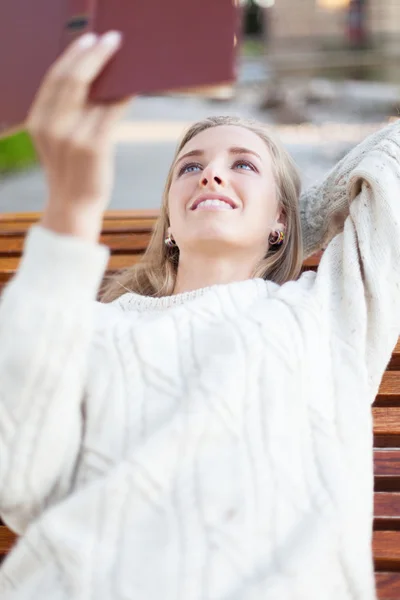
[173,253,258,295]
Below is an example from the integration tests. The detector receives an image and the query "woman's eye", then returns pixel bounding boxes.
[234,160,256,172]
[179,162,202,176]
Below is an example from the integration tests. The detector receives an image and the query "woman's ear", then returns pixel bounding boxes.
[273,208,287,232]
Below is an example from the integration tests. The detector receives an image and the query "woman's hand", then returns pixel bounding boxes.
[26,31,132,242]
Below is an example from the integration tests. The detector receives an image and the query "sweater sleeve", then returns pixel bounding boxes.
[306,119,400,404]
[300,118,399,259]
[0,225,109,535]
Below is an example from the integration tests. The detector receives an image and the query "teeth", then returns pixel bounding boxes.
[196,199,233,210]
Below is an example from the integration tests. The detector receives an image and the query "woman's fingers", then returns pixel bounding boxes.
[27,31,123,139]
[88,97,132,144]
[23,29,132,234]
[48,31,122,91]
[74,97,131,149]
[59,32,122,100]
[27,33,95,126]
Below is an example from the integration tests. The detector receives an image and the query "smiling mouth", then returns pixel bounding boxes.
[190,195,239,211]
[194,199,234,211]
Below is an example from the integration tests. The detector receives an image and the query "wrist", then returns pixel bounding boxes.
[40,202,104,244]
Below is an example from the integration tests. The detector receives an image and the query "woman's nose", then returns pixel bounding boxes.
[200,165,225,188]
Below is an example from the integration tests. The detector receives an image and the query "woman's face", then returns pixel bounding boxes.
[168,125,284,260]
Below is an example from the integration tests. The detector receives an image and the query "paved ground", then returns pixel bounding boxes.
[1,63,398,213]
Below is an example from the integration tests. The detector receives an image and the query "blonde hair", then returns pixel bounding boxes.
[100,116,303,303]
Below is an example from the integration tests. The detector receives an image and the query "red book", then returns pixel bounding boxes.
[0,0,238,138]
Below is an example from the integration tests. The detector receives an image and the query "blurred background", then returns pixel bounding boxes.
[0,0,399,212]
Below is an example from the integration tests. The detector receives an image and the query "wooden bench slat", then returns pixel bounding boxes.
[302,251,323,268]
[374,531,400,570]
[388,340,400,371]
[0,218,157,235]
[376,373,400,405]
[374,408,400,447]
[376,572,400,599]
[374,451,400,493]
[375,451,400,479]
[0,233,152,255]
[374,493,400,530]
[0,254,142,283]
[0,210,159,222]
[0,525,16,554]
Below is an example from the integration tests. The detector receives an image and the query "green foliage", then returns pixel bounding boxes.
[242,38,264,57]
[0,130,38,174]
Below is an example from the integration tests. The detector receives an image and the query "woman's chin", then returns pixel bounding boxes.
[183,228,242,253]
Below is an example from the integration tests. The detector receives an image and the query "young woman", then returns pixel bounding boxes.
[0,31,399,600]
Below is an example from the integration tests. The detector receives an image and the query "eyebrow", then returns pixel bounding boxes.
[174,146,263,168]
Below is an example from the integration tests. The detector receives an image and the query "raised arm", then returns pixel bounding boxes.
[0,226,108,534]
[0,31,131,534]
[300,119,399,259]
[307,118,400,403]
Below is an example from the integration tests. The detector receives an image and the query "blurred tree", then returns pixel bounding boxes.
[0,131,37,175]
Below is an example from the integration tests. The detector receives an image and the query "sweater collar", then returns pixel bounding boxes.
[112,278,270,312]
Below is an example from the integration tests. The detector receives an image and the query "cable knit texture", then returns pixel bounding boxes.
[300,118,400,257]
[0,119,400,600]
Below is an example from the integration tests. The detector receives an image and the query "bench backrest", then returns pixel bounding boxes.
[0,210,400,600]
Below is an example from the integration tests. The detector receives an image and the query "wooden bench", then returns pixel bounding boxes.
[1,210,400,600]
[0,210,159,296]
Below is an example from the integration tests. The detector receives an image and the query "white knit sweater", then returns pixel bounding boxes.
[1,119,400,600]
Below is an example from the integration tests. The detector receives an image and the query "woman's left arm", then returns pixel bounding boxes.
[300,119,399,259]
[306,119,400,403]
